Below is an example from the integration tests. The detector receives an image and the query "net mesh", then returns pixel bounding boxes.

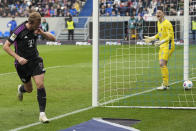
[98,0,196,108]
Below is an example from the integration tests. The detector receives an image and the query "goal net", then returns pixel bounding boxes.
[93,0,196,109]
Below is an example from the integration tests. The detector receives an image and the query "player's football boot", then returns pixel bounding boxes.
[156,83,169,90]
[39,112,49,123]
[17,85,23,101]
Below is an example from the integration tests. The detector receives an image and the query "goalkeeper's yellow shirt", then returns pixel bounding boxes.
[155,19,175,49]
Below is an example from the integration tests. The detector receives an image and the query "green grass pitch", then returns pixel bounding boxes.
[0,45,196,131]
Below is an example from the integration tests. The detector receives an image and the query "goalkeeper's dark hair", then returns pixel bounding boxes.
[157,6,164,12]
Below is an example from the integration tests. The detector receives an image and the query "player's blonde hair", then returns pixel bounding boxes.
[28,12,41,24]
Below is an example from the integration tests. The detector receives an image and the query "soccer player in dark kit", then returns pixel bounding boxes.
[3,12,56,123]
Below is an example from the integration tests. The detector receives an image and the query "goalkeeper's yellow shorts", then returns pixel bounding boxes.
[159,47,174,61]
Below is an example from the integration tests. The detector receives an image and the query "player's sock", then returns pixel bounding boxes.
[37,88,46,112]
[19,85,27,93]
[161,66,169,86]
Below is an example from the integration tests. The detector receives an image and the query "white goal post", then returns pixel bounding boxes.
[184,0,189,81]
[92,0,99,107]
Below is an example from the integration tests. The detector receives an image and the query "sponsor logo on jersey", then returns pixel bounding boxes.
[21,78,26,82]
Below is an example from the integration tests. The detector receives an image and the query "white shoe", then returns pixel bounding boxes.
[17,85,23,101]
[156,84,169,90]
[39,112,49,123]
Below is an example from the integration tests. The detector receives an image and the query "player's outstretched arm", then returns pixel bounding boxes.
[154,40,166,46]
[143,36,156,43]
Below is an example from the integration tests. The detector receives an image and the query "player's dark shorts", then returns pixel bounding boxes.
[15,57,46,83]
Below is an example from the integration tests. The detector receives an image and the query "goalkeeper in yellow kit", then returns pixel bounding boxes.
[144,6,175,90]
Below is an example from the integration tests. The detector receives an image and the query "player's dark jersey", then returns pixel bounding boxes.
[8,21,39,62]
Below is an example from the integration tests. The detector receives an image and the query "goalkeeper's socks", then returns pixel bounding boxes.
[19,85,27,93]
[161,66,169,86]
[37,88,46,112]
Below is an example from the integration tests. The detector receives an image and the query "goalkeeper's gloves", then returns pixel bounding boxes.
[154,40,166,46]
[144,36,156,44]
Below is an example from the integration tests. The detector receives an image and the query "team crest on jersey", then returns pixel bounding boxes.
[10,33,17,41]
[159,33,162,37]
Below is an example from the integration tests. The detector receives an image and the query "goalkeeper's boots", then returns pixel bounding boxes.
[156,83,169,90]
[39,112,49,123]
[17,85,23,101]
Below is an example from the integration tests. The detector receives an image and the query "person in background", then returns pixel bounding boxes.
[7,16,17,33]
[69,5,77,16]
[41,18,49,32]
[191,16,196,41]
[137,15,144,40]
[129,15,137,39]
[40,18,49,40]
[66,16,75,40]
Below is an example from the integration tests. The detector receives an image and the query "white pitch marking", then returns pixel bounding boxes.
[0,65,76,76]
[10,106,93,131]
[0,71,16,76]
